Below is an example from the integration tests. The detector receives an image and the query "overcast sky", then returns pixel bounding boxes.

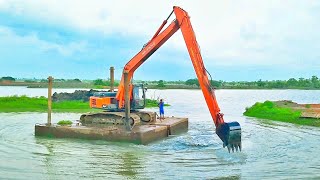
[0,0,320,81]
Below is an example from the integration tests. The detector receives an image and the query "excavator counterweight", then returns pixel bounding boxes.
[88,6,242,152]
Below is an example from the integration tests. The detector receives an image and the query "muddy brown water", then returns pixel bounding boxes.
[0,86,320,179]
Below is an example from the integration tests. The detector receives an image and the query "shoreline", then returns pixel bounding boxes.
[0,96,168,113]
[3,84,320,90]
[244,101,320,127]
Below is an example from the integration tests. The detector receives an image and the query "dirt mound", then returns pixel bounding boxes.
[52,89,100,102]
[274,100,300,108]
[274,100,320,119]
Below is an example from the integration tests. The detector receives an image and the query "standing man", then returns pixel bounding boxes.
[158,99,165,121]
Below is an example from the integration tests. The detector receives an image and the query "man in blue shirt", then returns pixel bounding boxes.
[158,99,165,120]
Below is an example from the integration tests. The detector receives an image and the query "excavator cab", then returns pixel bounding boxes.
[90,84,146,111]
[131,84,146,110]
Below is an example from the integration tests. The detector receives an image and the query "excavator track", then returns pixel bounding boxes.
[80,111,157,129]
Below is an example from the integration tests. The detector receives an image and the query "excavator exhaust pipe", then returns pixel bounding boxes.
[216,122,241,153]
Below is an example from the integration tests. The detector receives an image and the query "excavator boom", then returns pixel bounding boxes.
[115,6,241,152]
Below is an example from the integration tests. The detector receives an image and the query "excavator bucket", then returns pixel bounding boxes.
[216,121,241,152]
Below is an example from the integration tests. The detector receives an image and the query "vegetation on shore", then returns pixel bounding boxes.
[244,101,320,127]
[0,96,169,113]
[145,99,170,108]
[3,75,320,89]
[57,120,73,126]
[0,95,92,112]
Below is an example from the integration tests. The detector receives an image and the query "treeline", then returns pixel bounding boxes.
[0,76,16,82]
[142,75,320,89]
[0,76,83,83]
[2,76,320,89]
[27,78,82,83]
[93,79,119,87]
[224,76,320,89]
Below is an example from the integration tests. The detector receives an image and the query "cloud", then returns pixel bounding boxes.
[1,1,320,66]
[1,0,320,80]
[0,26,87,56]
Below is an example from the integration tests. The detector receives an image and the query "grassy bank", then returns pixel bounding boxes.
[0,96,92,113]
[0,96,169,113]
[244,101,320,127]
[145,99,170,108]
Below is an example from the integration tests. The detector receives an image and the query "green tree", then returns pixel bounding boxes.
[73,78,82,83]
[287,78,298,87]
[210,80,223,88]
[93,79,117,86]
[1,76,15,82]
[24,80,36,83]
[257,79,266,87]
[311,75,318,84]
[185,78,199,86]
[298,78,306,87]
[157,80,166,88]
[94,79,104,85]
[274,80,285,88]
[40,79,47,83]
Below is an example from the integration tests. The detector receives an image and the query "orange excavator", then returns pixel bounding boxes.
[82,6,241,152]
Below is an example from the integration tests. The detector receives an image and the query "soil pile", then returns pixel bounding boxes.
[52,89,100,102]
[275,100,320,119]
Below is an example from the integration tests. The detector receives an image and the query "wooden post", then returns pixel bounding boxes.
[110,66,115,92]
[124,72,131,130]
[47,76,53,126]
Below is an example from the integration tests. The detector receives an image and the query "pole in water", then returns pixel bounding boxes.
[110,66,115,92]
[47,76,53,126]
[124,72,131,131]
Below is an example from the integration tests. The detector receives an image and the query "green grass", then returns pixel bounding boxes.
[244,101,320,127]
[145,99,170,108]
[0,96,168,112]
[57,120,73,125]
[0,95,92,113]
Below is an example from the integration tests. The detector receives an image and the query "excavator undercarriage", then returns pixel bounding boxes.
[80,111,157,129]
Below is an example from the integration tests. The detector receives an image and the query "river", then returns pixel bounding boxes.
[0,86,319,179]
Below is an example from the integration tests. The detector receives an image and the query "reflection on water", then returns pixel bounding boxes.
[116,152,141,177]
[35,137,55,178]
[0,87,320,179]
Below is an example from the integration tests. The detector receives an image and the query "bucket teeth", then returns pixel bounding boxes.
[235,143,239,152]
[216,121,241,153]
[227,143,241,152]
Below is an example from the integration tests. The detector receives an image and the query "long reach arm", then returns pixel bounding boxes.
[116,6,241,151]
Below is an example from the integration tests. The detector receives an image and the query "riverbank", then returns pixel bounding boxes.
[0,96,93,113]
[4,80,320,90]
[0,96,168,113]
[244,101,320,127]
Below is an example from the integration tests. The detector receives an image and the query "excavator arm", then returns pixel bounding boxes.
[116,6,241,152]
[115,14,180,107]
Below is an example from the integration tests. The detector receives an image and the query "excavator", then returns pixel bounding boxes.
[81,6,241,152]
